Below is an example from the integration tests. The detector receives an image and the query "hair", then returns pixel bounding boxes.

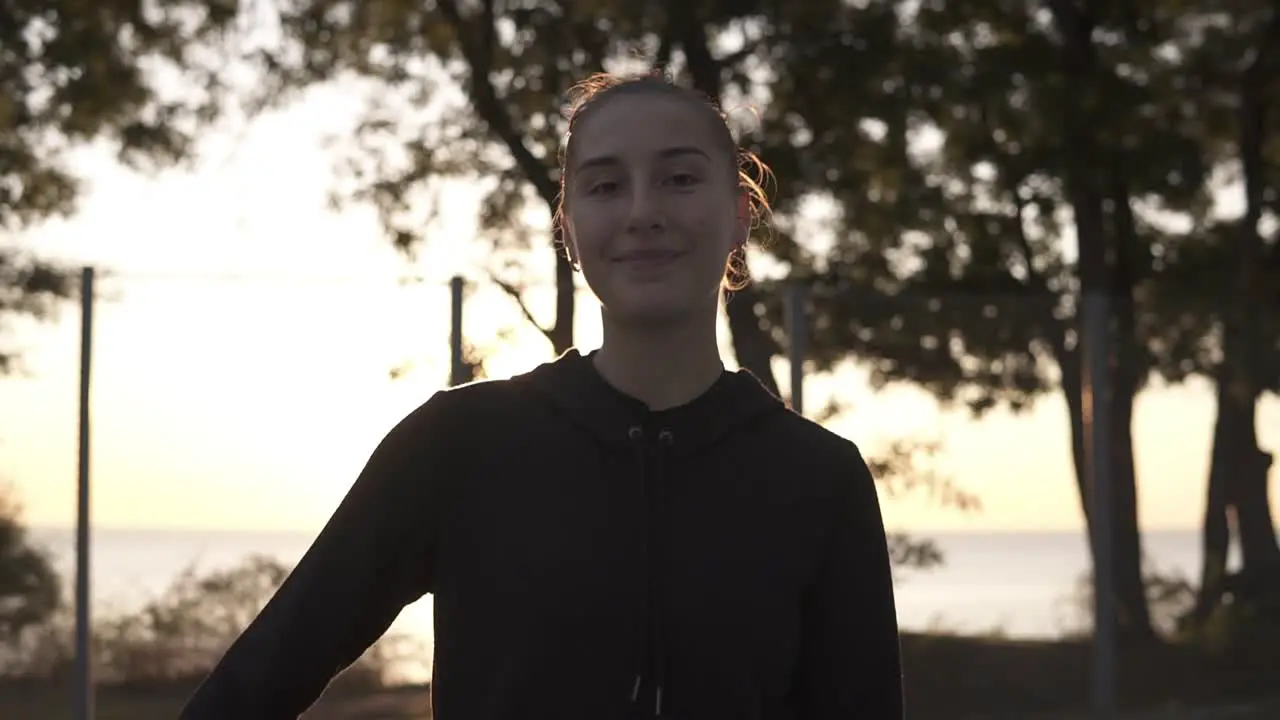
[554,71,774,292]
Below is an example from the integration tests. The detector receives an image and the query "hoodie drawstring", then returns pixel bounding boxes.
[652,429,674,716]
[655,425,675,712]
[627,424,675,716]
[627,425,647,708]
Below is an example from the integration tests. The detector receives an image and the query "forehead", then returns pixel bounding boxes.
[570,92,726,167]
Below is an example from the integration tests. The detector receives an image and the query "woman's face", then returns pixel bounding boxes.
[563,93,747,327]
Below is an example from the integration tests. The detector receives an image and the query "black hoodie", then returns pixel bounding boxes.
[180,350,903,719]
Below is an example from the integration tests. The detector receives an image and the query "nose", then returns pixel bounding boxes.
[624,184,664,235]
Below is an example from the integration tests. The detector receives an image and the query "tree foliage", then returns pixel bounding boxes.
[756,0,1279,638]
[0,0,245,371]
[867,439,980,574]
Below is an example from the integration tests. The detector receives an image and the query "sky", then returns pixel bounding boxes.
[1,83,1277,536]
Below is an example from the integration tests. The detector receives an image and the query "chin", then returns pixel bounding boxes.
[605,287,720,328]
[609,303,690,327]
[603,293,696,327]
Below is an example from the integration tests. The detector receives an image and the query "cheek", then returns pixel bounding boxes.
[676,202,736,260]
[566,207,619,258]
[569,229,604,268]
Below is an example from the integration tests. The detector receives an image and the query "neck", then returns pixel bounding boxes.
[593,308,724,411]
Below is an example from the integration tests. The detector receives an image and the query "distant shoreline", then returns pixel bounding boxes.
[28,523,1206,537]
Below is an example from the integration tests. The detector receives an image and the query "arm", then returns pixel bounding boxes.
[796,447,904,719]
[180,398,450,719]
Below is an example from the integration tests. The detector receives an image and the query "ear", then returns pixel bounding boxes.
[734,193,751,249]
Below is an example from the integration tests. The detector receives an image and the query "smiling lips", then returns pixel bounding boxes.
[615,249,684,269]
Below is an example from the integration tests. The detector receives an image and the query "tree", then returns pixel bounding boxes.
[0,1,244,370]
[1143,4,1280,622]
[749,0,1270,641]
[747,0,1249,638]
[1202,4,1280,613]
[251,0,917,394]
[0,487,60,649]
[779,0,1280,640]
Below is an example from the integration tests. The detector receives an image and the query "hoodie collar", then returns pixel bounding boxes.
[520,349,784,459]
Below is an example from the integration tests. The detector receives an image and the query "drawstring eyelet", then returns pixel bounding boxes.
[657,429,673,446]
[628,426,643,441]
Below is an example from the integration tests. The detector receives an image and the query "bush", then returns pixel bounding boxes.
[1058,558,1201,640]
[5,554,421,691]
[0,486,61,669]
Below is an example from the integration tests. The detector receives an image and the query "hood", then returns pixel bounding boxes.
[520,349,785,459]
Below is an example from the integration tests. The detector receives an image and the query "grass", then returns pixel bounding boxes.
[8,686,1280,720]
[898,631,1280,719]
[4,631,1279,719]
[0,682,433,720]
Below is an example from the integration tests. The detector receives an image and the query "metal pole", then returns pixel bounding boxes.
[75,266,95,720]
[1083,288,1115,718]
[449,276,465,387]
[785,280,808,416]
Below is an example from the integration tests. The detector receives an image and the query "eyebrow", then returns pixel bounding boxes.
[574,146,712,173]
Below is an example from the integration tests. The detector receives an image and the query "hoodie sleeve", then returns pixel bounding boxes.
[796,447,904,720]
[179,398,449,719]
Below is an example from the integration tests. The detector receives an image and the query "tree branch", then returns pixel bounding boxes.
[436,0,559,208]
[487,270,555,346]
[1009,182,1073,365]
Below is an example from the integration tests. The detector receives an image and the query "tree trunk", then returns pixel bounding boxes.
[1196,13,1280,617]
[1198,387,1277,617]
[1048,0,1154,641]
[1060,350,1087,495]
[1108,398,1149,639]
[441,0,579,356]
[1193,403,1232,624]
[550,240,576,355]
[1057,327,1151,641]
[1109,297,1155,641]
[1232,429,1279,583]
[1106,172,1155,641]
[723,287,781,396]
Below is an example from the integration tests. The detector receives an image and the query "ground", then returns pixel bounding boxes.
[3,632,1279,719]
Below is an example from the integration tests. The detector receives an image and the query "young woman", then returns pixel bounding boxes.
[181,71,903,720]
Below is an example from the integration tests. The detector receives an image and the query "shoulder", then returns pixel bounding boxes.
[766,410,870,469]
[358,378,536,498]
[396,376,531,427]
[758,410,877,500]
[760,414,889,558]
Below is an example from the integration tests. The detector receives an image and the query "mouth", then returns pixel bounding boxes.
[614,249,684,266]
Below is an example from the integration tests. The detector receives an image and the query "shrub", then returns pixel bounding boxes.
[5,554,421,691]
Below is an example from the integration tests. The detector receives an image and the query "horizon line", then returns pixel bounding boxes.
[26,521,1203,536]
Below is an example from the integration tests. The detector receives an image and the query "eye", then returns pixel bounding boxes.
[588,180,620,196]
[667,172,701,187]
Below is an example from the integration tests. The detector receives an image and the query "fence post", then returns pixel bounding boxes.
[449,276,466,386]
[75,266,95,720]
[1079,211,1115,717]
